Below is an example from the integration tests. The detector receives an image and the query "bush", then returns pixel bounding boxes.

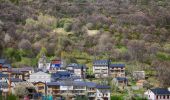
[111,95,123,100]
[64,23,72,32]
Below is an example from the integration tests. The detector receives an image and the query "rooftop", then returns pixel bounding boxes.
[47,81,109,89]
[115,77,128,82]
[93,60,110,65]
[67,63,86,69]
[150,88,170,95]
[0,59,6,64]
[109,64,125,68]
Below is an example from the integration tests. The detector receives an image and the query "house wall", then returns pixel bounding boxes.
[74,69,82,77]
[93,65,109,78]
[144,90,156,100]
[96,89,110,100]
[29,74,51,82]
[60,86,73,90]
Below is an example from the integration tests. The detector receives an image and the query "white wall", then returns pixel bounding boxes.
[96,89,110,100]
[60,86,73,90]
[29,72,51,82]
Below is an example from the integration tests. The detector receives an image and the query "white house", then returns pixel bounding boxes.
[93,60,110,78]
[29,71,51,83]
[96,85,111,100]
[144,88,170,100]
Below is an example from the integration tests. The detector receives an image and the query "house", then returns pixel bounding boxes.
[0,59,11,74]
[0,73,9,95]
[133,71,145,80]
[96,85,111,100]
[113,77,128,89]
[49,59,63,73]
[109,64,125,77]
[33,82,46,95]
[38,55,51,72]
[11,67,34,81]
[46,81,110,100]
[93,60,110,78]
[11,69,23,80]
[29,71,51,83]
[144,88,170,100]
[67,63,86,78]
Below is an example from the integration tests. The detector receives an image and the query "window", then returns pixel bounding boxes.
[156,95,158,99]
[167,95,169,99]
[160,95,161,99]
[163,95,165,99]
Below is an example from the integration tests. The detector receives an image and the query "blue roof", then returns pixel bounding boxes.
[47,81,109,89]
[51,71,72,79]
[86,82,97,88]
[2,64,11,68]
[67,63,78,67]
[0,73,8,78]
[115,77,128,81]
[67,63,86,69]
[110,64,125,68]
[93,60,110,65]
[10,78,23,82]
[96,84,110,89]
[151,88,170,95]
[0,59,6,64]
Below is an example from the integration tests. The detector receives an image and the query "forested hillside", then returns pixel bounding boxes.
[0,0,170,86]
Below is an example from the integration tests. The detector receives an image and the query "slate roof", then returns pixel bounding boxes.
[0,73,8,78]
[93,60,110,66]
[67,63,86,69]
[47,81,109,89]
[109,64,125,68]
[96,84,110,89]
[51,71,71,78]
[151,88,170,95]
[3,64,11,68]
[10,78,23,82]
[115,77,128,82]
[12,67,33,72]
[0,59,6,64]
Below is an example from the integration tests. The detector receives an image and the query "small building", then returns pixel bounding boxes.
[96,85,111,100]
[49,59,63,73]
[46,81,110,100]
[11,67,34,81]
[33,82,46,95]
[113,77,128,89]
[67,63,86,78]
[133,71,145,80]
[29,71,51,83]
[0,59,11,74]
[109,64,125,78]
[93,60,110,78]
[144,88,170,100]
[0,73,9,95]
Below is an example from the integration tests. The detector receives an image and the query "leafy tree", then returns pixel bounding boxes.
[14,85,29,98]
[36,47,47,59]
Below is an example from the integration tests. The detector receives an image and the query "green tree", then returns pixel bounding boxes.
[36,47,47,59]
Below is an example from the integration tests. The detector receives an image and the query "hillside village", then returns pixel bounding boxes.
[1,55,170,100]
[1,0,170,100]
